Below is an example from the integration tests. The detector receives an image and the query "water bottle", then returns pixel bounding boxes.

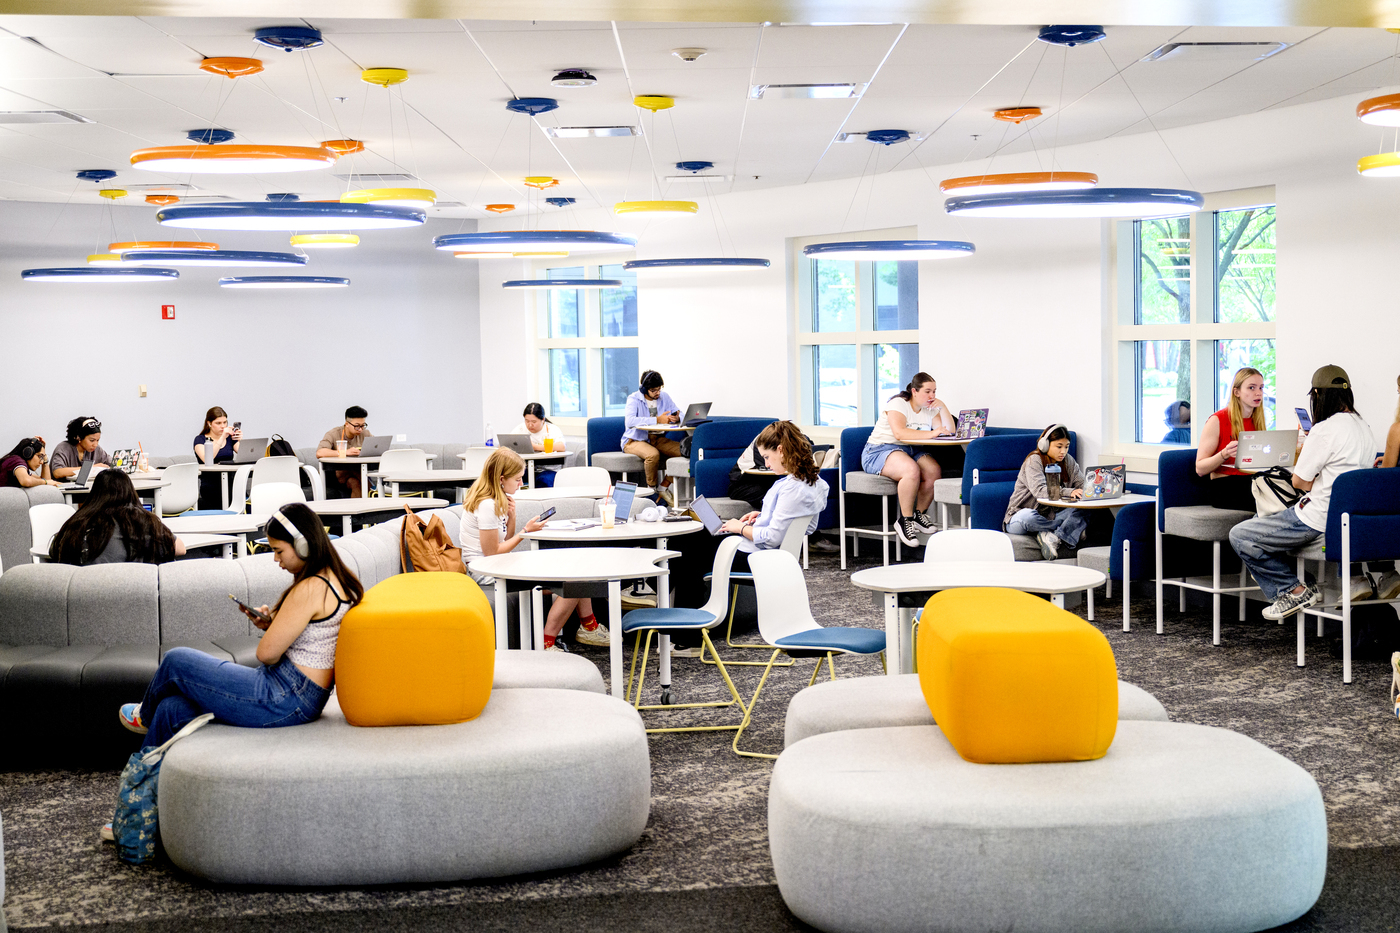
[1045,463,1062,500]
[484,422,494,447]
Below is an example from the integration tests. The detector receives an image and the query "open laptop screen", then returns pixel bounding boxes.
[611,481,637,522]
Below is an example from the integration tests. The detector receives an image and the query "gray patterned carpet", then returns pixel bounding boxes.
[3,546,1399,929]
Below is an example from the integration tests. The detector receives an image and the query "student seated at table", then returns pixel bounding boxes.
[727,430,829,510]
[669,421,829,656]
[50,469,185,565]
[513,402,566,487]
[316,405,371,498]
[460,447,608,652]
[1,436,61,489]
[1196,368,1267,513]
[51,416,112,480]
[193,405,242,509]
[622,369,682,506]
[1003,424,1088,562]
[1162,400,1192,444]
[1229,365,1376,621]
[860,372,953,547]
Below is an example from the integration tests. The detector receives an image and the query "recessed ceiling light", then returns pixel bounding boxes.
[1141,42,1289,62]
[0,110,93,124]
[664,174,733,183]
[750,83,864,100]
[551,69,597,87]
[332,173,420,184]
[544,126,639,138]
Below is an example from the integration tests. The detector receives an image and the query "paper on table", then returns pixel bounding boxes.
[545,519,601,531]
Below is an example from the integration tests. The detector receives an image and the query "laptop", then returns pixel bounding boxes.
[58,455,95,491]
[610,480,638,522]
[690,495,738,536]
[1081,465,1126,501]
[681,402,712,427]
[955,408,989,440]
[358,435,393,458]
[1295,407,1313,432]
[110,448,138,474]
[231,438,268,464]
[1237,430,1299,472]
[498,434,536,455]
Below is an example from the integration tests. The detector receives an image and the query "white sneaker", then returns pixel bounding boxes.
[574,622,611,646]
[1376,571,1400,601]
[656,486,674,507]
[1350,575,1376,601]
[1037,531,1060,561]
[668,645,703,658]
[1262,584,1321,621]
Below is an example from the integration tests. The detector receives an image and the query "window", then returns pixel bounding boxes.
[796,252,919,426]
[534,260,640,420]
[1113,191,1277,455]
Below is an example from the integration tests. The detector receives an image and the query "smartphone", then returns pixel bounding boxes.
[1294,407,1312,432]
[538,506,557,523]
[232,421,242,430]
[228,594,269,623]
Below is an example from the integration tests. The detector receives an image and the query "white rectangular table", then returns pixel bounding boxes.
[318,454,436,496]
[1037,493,1156,510]
[197,463,244,510]
[63,473,168,517]
[519,451,568,487]
[849,562,1107,674]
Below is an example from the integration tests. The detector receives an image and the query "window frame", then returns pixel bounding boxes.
[791,227,921,429]
[1107,186,1276,469]
[531,254,639,427]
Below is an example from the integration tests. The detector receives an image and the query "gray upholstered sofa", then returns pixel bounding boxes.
[0,500,614,767]
[0,486,65,573]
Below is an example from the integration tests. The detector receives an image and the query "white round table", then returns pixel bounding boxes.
[513,484,654,502]
[849,561,1107,674]
[64,474,169,516]
[904,436,973,446]
[1037,493,1156,510]
[468,547,679,699]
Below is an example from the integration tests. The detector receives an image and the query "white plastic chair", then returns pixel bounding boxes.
[379,448,428,472]
[735,550,887,758]
[703,513,818,667]
[922,529,1015,563]
[249,482,305,515]
[158,461,200,516]
[253,456,302,487]
[459,447,492,477]
[30,503,76,563]
[554,465,611,488]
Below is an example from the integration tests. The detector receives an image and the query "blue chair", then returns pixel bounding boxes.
[735,550,887,758]
[838,426,901,568]
[585,416,644,481]
[1155,449,1258,645]
[622,535,748,731]
[933,426,1042,529]
[1295,467,1400,683]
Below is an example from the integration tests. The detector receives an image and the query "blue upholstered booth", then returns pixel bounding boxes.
[692,419,775,498]
[585,416,627,466]
[964,431,1078,530]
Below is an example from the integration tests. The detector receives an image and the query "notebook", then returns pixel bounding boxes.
[1081,465,1126,501]
[1237,430,1299,472]
[690,495,737,536]
[956,408,989,439]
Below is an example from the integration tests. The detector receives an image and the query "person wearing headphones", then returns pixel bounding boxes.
[116,502,361,750]
[1,436,60,489]
[622,370,683,506]
[1003,424,1088,561]
[316,405,372,498]
[51,416,112,480]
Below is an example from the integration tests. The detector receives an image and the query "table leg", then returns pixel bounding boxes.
[222,543,232,560]
[531,586,544,651]
[393,481,401,498]
[657,542,670,690]
[518,591,531,651]
[494,579,508,649]
[220,471,230,511]
[236,533,248,558]
[884,591,903,675]
[342,515,352,538]
[64,492,74,505]
[1052,593,1066,609]
[360,463,368,499]
[528,460,535,488]
[608,579,623,699]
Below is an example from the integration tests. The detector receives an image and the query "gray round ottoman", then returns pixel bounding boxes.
[784,673,1167,748]
[492,648,605,692]
[769,721,1326,933]
[159,688,650,885]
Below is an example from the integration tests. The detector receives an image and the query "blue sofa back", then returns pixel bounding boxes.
[1326,467,1400,562]
[1156,448,1210,531]
[962,430,1079,503]
[693,419,775,499]
[586,417,626,465]
[838,426,874,491]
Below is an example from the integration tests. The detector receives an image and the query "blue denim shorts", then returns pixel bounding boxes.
[861,442,924,474]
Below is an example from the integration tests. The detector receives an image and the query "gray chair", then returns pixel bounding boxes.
[840,471,903,567]
[932,477,967,530]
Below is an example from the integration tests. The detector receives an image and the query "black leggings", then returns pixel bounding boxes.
[1206,474,1257,513]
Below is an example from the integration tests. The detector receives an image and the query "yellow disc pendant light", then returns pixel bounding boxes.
[99,189,127,199]
[614,200,698,215]
[362,68,408,87]
[87,253,126,266]
[340,187,436,208]
[1358,151,1400,176]
[634,95,674,112]
[109,241,219,253]
[291,234,359,249]
[524,176,559,189]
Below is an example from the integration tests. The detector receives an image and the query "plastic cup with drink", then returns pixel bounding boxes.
[543,437,554,453]
[601,487,617,529]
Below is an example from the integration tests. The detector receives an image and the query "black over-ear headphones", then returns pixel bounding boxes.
[19,440,38,461]
[269,508,309,559]
[1037,423,1067,454]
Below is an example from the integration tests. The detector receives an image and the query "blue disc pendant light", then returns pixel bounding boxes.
[944,188,1204,219]
[158,202,424,231]
[22,267,180,282]
[435,231,636,253]
[122,249,308,267]
[624,258,770,271]
[502,278,624,290]
[802,241,975,261]
[219,275,349,288]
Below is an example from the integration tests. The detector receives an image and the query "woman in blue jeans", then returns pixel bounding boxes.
[1002,424,1088,561]
[118,502,363,748]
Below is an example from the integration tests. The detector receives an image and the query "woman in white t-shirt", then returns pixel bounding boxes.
[459,447,606,652]
[512,403,566,487]
[860,372,955,547]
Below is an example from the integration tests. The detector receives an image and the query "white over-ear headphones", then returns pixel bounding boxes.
[638,505,667,523]
[269,508,309,559]
[1037,423,1067,454]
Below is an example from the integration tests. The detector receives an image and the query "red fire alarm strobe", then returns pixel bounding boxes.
[161,305,175,320]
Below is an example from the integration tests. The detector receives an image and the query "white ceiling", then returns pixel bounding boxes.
[0,15,1396,218]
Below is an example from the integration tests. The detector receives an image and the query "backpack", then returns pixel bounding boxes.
[400,505,466,573]
[266,434,296,458]
[112,713,214,864]
[1251,466,1301,517]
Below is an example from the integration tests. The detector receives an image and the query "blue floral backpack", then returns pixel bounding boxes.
[113,713,214,864]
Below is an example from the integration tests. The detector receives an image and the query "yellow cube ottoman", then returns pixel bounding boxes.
[335,572,495,727]
[916,587,1117,763]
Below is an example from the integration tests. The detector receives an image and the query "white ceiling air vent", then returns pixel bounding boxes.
[750,83,864,99]
[544,126,639,138]
[1141,42,1289,63]
[0,110,93,124]
[331,173,420,184]
[664,174,733,183]
[432,201,465,207]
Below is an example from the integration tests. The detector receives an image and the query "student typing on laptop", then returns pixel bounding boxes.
[316,405,372,498]
[1,436,61,488]
[512,402,566,487]
[51,416,113,480]
[621,370,683,506]
[1196,367,1269,513]
[668,421,829,656]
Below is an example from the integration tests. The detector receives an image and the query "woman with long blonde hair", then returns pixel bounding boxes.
[460,448,602,652]
[1195,367,1268,512]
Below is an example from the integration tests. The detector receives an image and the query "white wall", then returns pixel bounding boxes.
[477,90,1400,467]
[0,202,481,457]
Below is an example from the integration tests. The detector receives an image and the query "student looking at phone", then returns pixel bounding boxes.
[860,372,952,546]
[622,370,682,506]
[50,469,186,565]
[193,406,241,509]
[116,502,361,750]
[460,448,607,651]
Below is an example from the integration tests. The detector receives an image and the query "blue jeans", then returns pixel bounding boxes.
[139,647,331,749]
[1006,507,1088,548]
[1228,507,1320,601]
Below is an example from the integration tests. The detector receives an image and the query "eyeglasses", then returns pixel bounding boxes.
[82,419,101,431]
[345,421,367,430]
